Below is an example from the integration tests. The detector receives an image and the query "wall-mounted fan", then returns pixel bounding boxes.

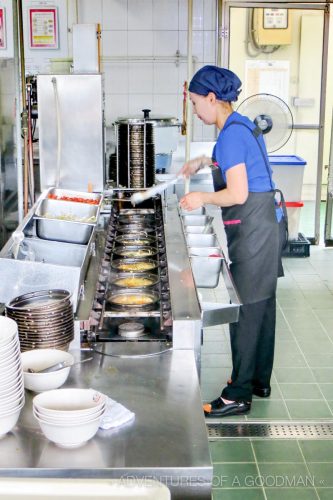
[236,93,294,153]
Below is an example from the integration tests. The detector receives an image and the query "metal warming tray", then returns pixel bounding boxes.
[35,198,99,244]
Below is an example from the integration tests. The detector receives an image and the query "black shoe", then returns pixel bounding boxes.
[253,387,271,398]
[203,397,251,417]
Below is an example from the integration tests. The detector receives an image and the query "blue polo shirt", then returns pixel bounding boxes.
[212,111,274,193]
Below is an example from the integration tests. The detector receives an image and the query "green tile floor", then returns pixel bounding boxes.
[200,207,333,499]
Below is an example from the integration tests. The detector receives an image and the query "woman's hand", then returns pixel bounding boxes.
[179,192,206,211]
[178,155,209,177]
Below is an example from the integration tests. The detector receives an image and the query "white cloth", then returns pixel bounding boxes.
[99,396,135,430]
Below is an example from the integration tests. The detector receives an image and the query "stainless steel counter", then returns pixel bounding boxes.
[1,348,212,500]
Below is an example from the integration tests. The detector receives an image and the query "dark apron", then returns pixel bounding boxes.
[212,122,279,305]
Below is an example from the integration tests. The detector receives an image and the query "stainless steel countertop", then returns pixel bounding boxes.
[1,348,212,499]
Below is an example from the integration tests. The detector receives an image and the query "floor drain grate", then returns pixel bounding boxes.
[207,422,333,439]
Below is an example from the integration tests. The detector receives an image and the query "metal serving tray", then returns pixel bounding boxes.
[189,247,223,288]
[35,199,99,244]
[46,188,103,205]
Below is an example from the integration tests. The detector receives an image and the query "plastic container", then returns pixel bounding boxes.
[285,201,304,240]
[269,155,306,201]
[282,233,310,257]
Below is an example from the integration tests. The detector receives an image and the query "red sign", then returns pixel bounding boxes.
[0,8,6,49]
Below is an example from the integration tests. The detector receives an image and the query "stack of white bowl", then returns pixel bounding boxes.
[33,388,107,448]
[0,316,25,437]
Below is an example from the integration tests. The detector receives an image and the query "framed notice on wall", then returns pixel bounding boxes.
[0,7,6,49]
[29,7,58,49]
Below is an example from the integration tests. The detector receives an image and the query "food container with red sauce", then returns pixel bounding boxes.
[46,188,102,206]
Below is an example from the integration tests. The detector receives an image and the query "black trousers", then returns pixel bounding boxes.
[221,295,276,402]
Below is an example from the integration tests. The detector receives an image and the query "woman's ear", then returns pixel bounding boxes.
[207,92,217,104]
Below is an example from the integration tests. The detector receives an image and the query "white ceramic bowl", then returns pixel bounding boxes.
[33,405,106,424]
[0,378,24,397]
[34,412,103,448]
[0,339,20,359]
[0,406,22,438]
[0,317,18,346]
[21,349,74,393]
[0,372,23,390]
[33,388,106,417]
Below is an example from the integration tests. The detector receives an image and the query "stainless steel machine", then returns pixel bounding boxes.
[0,73,241,499]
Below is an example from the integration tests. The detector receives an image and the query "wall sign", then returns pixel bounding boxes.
[0,7,6,49]
[29,7,58,49]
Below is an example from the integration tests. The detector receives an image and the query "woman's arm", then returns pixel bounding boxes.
[179,155,213,177]
[179,163,248,211]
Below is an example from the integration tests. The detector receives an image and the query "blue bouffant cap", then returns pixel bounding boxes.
[189,65,242,102]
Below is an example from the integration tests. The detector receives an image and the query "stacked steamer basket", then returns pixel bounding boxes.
[6,290,74,352]
[0,316,25,437]
[115,118,155,189]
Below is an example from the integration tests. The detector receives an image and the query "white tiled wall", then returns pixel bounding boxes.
[78,0,217,142]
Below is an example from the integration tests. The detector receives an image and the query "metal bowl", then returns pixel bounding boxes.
[116,224,155,234]
[6,290,71,312]
[112,246,158,259]
[110,272,159,289]
[114,234,157,246]
[117,214,155,225]
[111,258,158,273]
[107,289,159,310]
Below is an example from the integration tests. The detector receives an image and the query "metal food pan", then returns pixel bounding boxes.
[189,246,222,257]
[180,207,206,216]
[35,199,97,244]
[46,188,102,205]
[185,225,214,234]
[190,255,223,288]
[182,215,212,226]
[186,233,219,247]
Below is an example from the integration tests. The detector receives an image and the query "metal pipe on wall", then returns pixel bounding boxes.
[185,0,193,194]
[17,0,29,215]
[12,0,24,223]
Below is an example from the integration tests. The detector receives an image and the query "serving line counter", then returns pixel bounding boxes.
[0,188,241,499]
[1,349,211,500]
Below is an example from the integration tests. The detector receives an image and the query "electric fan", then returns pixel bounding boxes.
[236,93,294,153]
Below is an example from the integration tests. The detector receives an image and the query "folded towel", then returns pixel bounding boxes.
[99,396,135,430]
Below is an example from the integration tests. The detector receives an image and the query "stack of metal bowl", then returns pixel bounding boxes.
[5,290,74,352]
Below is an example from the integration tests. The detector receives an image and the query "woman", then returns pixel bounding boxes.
[179,65,281,417]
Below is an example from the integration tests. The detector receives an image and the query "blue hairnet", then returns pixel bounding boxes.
[189,65,242,102]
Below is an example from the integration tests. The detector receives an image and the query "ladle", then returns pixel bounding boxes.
[27,357,93,374]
